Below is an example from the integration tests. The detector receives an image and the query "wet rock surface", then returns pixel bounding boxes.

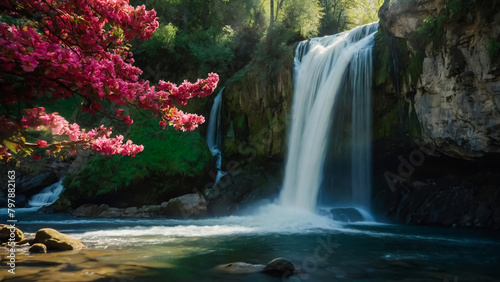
[372,0,500,229]
[34,228,84,251]
[214,262,265,274]
[380,0,500,158]
[330,208,365,222]
[263,257,295,277]
[29,243,47,253]
[160,193,208,218]
[0,224,24,243]
[214,257,295,277]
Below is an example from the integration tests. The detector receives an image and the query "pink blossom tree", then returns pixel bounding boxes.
[0,0,219,162]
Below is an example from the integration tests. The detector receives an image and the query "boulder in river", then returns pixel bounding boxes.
[0,224,24,243]
[213,262,265,274]
[330,207,364,222]
[34,228,84,251]
[214,258,295,277]
[29,243,47,253]
[161,193,207,219]
[263,257,295,277]
[72,204,100,217]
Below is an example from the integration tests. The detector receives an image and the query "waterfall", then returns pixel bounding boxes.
[280,23,378,212]
[28,178,65,208]
[205,89,226,193]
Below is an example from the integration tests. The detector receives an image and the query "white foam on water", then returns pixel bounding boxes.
[65,204,343,247]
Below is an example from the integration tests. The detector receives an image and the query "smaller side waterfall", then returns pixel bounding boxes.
[205,89,227,193]
[29,178,65,208]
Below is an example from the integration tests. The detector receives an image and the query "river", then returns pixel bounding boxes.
[3,204,499,281]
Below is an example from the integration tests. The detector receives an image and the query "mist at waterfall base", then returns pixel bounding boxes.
[7,25,500,281]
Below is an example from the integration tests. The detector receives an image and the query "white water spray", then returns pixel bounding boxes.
[280,23,378,212]
[28,178,65,208]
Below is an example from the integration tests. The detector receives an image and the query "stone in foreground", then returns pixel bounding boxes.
[0,224,24,243]
[34,228,84,251]
[330,207,364,222]
[213,262,265,274]
[214,257,295,277]
[263,257,295,277]
[29,243,47,253]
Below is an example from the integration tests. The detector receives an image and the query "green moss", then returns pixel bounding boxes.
[373,30,393,87]
[407,50,425,85]
[415,16,445,47]
[373,101,400,140]
[63,113,212,201]
[403,0,488,83]
[225,68,248,88]
[488,39,500,60]
[236,113,246,130]
[405,15,445,83]
[446,0,477,20]
[408,101,422,138]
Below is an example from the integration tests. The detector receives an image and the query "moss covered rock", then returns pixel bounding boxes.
[222,50,294,160]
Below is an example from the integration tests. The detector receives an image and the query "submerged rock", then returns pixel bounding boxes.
[214,258,295,277]
[34,228,84,251]
[0,224,24,243]
[263,257,295,277]
[330,208,364,222]
[29,243,47,253]
[214,262,265,274]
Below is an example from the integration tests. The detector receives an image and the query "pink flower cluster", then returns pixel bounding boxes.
[159,108,206,132]
[0,0,218,161]
[91,135,144,157]
[15,107,144,157]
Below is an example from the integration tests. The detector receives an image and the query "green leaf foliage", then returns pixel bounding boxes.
[63,113,212,199]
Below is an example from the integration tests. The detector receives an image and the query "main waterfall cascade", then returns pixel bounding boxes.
[280,23,378,212]
[205,89,227,193]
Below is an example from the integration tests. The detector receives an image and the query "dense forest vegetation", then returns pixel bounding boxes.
[54,0,383,205]
[129,0,382,84]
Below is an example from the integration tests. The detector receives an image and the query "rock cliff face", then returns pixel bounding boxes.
[222,54,294,160]
[380,0,500,158]
[372,0,500,228]
[200,52,294,213]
